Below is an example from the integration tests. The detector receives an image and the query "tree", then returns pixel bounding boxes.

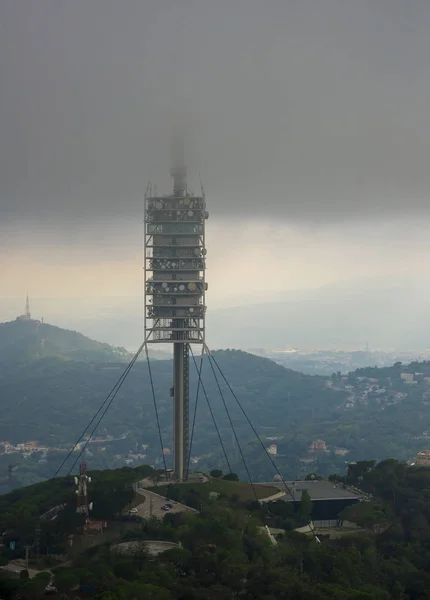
[346,461,376,485]
[299,490,312,522]
[151,471,163,487]
[210,469,223,479]
[340,499,392,532]
[53,568,81,594]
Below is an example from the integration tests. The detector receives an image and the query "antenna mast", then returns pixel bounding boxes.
[25,294,31,319]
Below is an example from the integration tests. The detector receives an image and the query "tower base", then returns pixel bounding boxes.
[173,342,190,481]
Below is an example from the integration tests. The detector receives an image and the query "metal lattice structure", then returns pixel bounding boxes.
[75,462,93,517]
[144,153,209,481]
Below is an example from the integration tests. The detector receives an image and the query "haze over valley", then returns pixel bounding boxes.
[2,271,430,359]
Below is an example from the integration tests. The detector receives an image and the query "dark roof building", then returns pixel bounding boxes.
[268,479,363,502]
[262,479,365,523]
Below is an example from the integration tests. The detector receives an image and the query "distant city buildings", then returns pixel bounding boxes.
[309,439,328,453]
[263,348,430,377]
[267,444,277,456]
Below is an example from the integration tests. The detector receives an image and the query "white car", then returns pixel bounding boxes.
[129,508,138,514]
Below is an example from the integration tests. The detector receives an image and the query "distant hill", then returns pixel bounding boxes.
[0,343,346,489]
[3,321,430,492]
[0,318,131,366]
[0,348,335,448]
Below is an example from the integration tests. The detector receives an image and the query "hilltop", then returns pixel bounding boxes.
[0,319,131,367]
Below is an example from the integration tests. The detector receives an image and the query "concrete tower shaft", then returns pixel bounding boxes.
[144,150,209,481]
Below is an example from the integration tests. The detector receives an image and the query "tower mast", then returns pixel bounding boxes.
[25,294,31,319]
[144,138,209,481]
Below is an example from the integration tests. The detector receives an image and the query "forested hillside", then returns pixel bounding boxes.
[0,319,130,366]
[2,322,430,490]
[0,344,343,489]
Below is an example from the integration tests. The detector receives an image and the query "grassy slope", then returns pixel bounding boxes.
[154,478,280,501]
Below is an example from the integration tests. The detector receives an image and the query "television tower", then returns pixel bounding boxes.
[144,138,209,481]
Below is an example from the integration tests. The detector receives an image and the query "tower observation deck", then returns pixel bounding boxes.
[144,155,209,481]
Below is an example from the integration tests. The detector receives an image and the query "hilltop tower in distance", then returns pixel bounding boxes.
[16,294,32,321]
[144,137,209,481]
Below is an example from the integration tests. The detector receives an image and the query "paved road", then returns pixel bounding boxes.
[133,488,197,519]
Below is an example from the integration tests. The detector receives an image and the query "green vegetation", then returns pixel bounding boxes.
[0,465,153,550]
[154,478,280,506]
[1,460,430,598]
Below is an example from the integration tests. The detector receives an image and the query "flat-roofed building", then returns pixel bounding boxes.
[261,479,365,526]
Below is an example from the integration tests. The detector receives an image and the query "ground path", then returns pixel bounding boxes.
[133,486,198,519]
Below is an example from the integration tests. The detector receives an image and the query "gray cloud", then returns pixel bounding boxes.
[1,0,430,231]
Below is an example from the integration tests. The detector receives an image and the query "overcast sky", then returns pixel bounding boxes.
[1,0,430,313]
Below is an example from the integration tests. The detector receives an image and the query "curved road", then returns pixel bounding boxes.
[133,487,198,519]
